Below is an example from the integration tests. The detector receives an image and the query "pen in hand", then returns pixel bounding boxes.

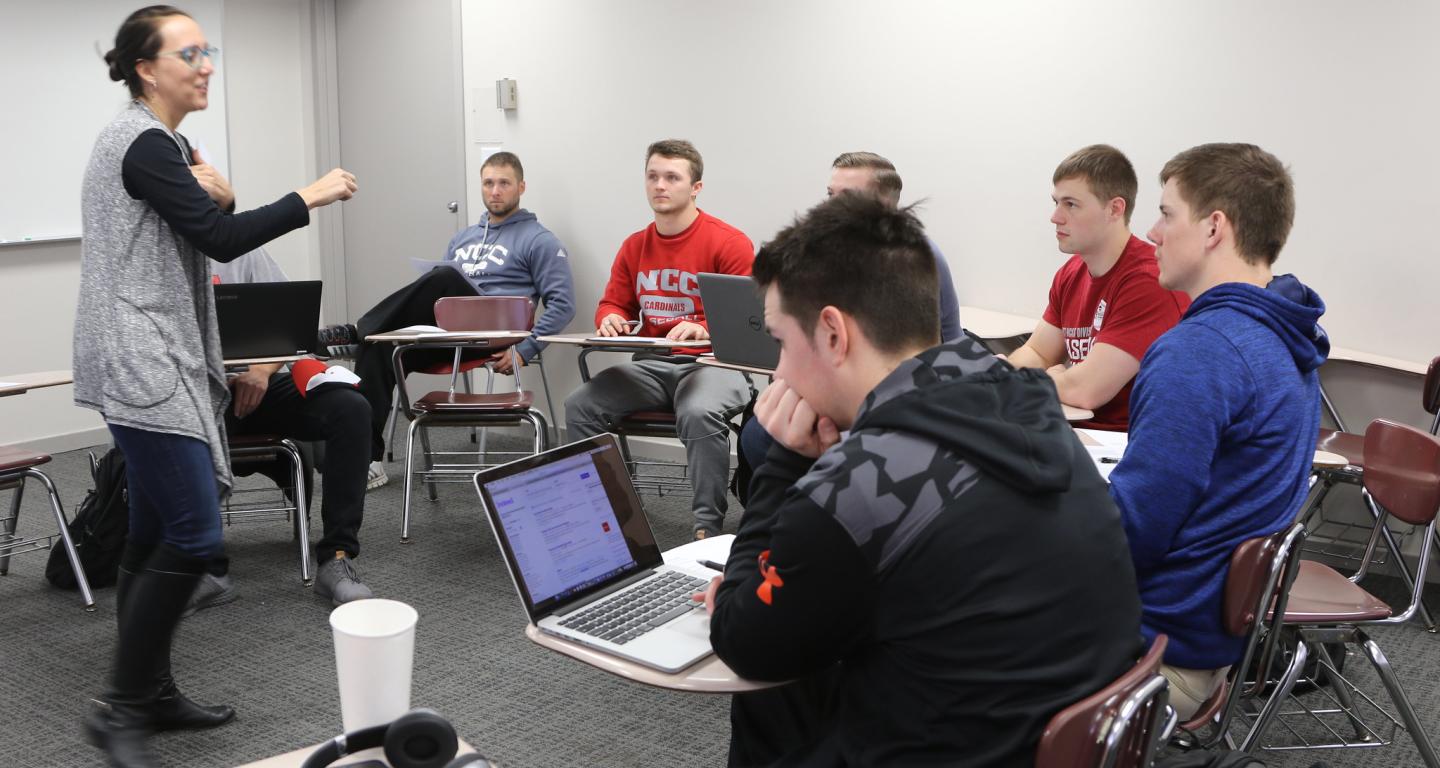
[697,559,725,572]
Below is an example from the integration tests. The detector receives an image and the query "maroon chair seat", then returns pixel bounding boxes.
[413,390,534,413]
[227,433,290,450]
[621,410,678,425]
[0,447,51,474]
[1281,560,1392,623]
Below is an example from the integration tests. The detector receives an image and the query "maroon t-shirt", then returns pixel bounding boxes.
[1041,235,1190,430]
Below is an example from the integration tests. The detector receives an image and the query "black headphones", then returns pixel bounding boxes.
[300,708,491,768]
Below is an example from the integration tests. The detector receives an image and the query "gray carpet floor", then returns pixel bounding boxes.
[2,431,1439,767]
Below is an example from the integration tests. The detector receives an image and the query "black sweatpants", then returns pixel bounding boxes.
[227,372,371,558]
[352,267,481,461]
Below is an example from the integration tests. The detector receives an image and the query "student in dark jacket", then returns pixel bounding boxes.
[699,194,1144,766]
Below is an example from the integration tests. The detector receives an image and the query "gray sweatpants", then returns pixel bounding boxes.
[564,358,749,534]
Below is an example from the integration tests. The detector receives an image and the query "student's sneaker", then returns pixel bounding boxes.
[315,553,374,606]
[182,573,239,618]
[366,461,389,491]
[315,323,360,359]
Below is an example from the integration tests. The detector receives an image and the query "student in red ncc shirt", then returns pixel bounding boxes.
[564,139,754,539]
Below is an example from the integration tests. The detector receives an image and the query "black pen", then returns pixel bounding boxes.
[1099,457,1120,464]
[697,559,726,572]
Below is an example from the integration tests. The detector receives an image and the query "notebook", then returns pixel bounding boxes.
[696,273,779,370]
[213,280,322,359]
[473,434,715,673]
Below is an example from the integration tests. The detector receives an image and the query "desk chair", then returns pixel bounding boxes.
[1035,635,1170,768]
[598,355,756,499]
[224,434,312,585]
[1237,419,1440,766]
[397,297,550,542]
[1172,523,1307,750]
[382,300,558,460]
[0,447,94,610]
[1303,354,1440,631]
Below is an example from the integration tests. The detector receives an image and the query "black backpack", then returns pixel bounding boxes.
[45,447,129,590]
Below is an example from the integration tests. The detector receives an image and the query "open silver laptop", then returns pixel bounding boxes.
[473,435,715,673]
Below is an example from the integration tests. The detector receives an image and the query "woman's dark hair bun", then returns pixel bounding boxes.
[104,47,125,82]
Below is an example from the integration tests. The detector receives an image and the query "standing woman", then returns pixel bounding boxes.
[76,7,356,767]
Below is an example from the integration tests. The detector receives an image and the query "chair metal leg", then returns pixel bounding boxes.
[1312,641,1370,741]
[1367,494,1438,631]
[536,356,559,445]
[1359,634,1440,767]
[280,440,313,586]
[27,469,95,611]
[401,416,422,544]
[477,367,493,461]
[418,422,438,502]
[1240,637,1309,752]
[0,480,22,575]
[385,383,401,463]
[466,369,479,445]
[525,410,551,453]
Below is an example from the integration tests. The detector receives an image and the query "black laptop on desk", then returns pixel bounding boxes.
[697,273,779,370]
[212,280,322,359]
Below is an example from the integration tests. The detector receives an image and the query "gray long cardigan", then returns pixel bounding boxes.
[74,102,236,490]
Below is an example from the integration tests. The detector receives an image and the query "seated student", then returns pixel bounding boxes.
[1109,143,1327,718]
[736,150,962,475]
[201,247,374,608]
[702,194,1143,766]
[564,139,753,539]
[316,151,576,486]
[1006,145,1189,430]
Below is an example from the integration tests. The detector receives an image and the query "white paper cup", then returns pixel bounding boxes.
[329,598,419,732]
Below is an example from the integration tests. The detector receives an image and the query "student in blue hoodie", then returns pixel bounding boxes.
[1109,142,1329,718]
[323,152,576,485]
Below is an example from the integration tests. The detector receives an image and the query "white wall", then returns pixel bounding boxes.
[0,0,321,449]
[458,0,1440,366]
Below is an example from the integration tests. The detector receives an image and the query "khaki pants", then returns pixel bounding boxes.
[1161,664,1229,720]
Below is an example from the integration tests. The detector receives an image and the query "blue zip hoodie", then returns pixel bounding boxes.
[1109,274,1328,669]
[443,208,576,361]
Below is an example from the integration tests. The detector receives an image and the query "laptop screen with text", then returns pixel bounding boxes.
[479,436,664,617]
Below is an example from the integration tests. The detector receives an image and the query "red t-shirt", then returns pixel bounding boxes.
[1041,235,1189,431]
[596,209,755,340]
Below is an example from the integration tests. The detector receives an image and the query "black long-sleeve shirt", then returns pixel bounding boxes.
[121,128,307,262]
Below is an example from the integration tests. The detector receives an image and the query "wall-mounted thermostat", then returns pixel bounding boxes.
[496,78,518,110]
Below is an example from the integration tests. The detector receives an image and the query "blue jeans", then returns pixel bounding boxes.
[108,424,225,559]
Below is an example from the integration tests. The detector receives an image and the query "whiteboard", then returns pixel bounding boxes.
[0,0,228,244]
[459,0,1440,364]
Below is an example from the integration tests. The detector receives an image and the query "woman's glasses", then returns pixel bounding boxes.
[157,45,219,70]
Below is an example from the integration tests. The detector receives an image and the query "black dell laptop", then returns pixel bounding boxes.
[213,280,322,359]
[697,273,779,370]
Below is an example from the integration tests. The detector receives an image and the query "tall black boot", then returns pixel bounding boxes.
[115,546,236,732]
[85,546,208,767]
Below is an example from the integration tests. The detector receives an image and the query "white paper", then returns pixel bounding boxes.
[1075,429,1127,481]
[662,534,735,568]
[410,257,468,277]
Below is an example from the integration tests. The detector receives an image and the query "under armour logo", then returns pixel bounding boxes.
[756,550,784,605]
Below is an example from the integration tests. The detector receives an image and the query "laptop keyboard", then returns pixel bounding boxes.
[558,571,707,645]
